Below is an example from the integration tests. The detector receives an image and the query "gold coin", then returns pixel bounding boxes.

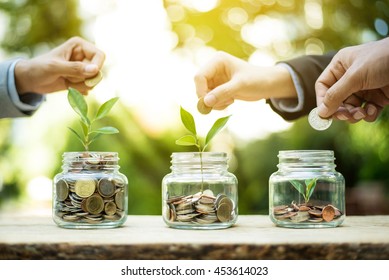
[197,97,212,115]
[217,202,232,222]
[104,201,117,216]
[98,178,116,197]
[115,190,125,210]
[56,179,69,201]
[217,196,234,209]
[75,179,96,198]
[85,71,103,87]
[85,194,104,215]
[322,205,336,222]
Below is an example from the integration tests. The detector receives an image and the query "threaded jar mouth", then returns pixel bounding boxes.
[277,150,336,170]
[170,152,228,172]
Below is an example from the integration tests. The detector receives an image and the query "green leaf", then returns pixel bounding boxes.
[95,97,119,121]
[305,178,318,202]
[67,127,84,144]
[290,180,306,199]
[80,121,88,137]
[204,115,231,151]
[175,135,198,146]
[92,126,119,134]
[180,106,196,135]
[68,88,89,125]
[88,133,103,145]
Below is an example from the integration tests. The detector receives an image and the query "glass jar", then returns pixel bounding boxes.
[162,152,238,229]
[269,150,345,228]
[53,152,128,229]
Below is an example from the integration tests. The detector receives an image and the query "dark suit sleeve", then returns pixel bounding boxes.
[268,53,335,121]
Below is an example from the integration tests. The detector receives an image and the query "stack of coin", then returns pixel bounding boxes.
[66,152,118,172]
[165,190,235,224]
[273,203,343,223]
[54,176,126,224]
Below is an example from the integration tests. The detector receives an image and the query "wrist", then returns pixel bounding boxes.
[270,65,298,99]
[14,59,33,95]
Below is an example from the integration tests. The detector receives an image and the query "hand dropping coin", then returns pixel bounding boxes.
[197,97,212,115]
[308,107,332,130]
[85,70,103,87]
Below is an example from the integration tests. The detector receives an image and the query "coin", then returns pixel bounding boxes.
[217,202,232,222]
[75,179,96,198]
[85,70,103,87]
[322,205,336,222]
[197,97,212,115]
[98,178,116,197]
[85,194,104,215]
[104,201,117,216]
[308,107,332,130]
[217,196,233,210]
[115,190,125,210]
[56,179,69,201]
[290,211,310,223]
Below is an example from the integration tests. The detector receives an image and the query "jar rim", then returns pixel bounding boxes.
[278,150,334,157]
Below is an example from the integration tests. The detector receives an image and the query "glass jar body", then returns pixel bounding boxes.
[269,150,345,228]
[53,152,128,229]
[162,152,238,229]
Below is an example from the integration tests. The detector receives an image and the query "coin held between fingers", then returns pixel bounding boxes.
[85,71,103,87]
[308,107,332,131]
[197,97,212,114]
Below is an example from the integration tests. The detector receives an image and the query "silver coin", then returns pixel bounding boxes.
[308,107,332,131]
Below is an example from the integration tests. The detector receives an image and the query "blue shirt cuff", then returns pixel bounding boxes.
[270,63,305,113]
[7,59,44,111]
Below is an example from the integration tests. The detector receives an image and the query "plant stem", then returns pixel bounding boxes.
[199,151,204,192]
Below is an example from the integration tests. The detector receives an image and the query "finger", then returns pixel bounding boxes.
[53,60,99,79]
[363,103,381,122]
[66,37,106,69]
[348,106,367,122]
[194,74,209,98]
[317,67,362,118]
[213,98,234,110]
[203,81,237,107]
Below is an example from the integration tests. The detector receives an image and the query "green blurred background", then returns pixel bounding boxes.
[0,0,388,215]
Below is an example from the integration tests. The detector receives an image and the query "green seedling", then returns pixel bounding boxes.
[290,178,318,204]
[67,87,119,151]
[176,106,230,152]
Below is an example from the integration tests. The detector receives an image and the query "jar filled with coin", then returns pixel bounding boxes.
[162,152,238,229]
[269,150,345,228]
[53,152,128,229]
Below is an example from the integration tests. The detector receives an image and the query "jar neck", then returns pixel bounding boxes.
[277,150,336,172]
[170,152,228,173]
[62,152,119,172]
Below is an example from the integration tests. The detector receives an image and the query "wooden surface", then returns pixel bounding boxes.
[1,214,389,260]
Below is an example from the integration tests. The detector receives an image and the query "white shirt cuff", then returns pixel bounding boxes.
[7,59,43,111]
[270,63,305,113]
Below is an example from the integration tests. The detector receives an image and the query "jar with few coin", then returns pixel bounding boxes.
[53,152,128,229]
[269,150,345,228]
[162,152,238,229]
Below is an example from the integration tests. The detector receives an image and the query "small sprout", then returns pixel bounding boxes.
[176,106,230,152]
[67,88,119,151]
[290,178,318,204]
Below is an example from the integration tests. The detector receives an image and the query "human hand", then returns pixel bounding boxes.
[315,38,389,123]
[14,36,105,95]
[194,51,297,111]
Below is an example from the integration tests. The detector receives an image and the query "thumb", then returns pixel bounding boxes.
[53,60,99,78]
[317,69,361,118]
[204,81,237,107]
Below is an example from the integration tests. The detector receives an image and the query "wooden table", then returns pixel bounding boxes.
[1,215,388,259]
